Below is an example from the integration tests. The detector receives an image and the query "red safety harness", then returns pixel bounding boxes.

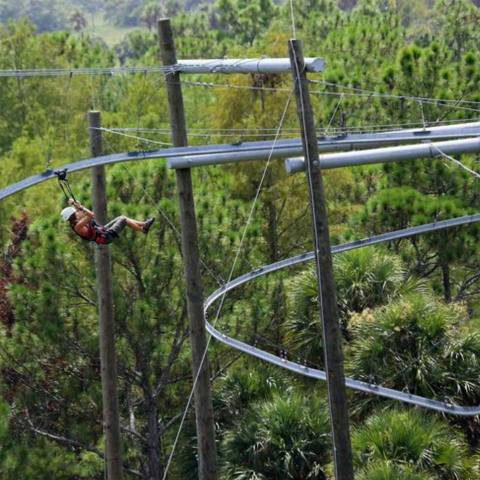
[73,220,110,245]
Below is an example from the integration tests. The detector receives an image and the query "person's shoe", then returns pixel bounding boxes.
[143,217,155,234]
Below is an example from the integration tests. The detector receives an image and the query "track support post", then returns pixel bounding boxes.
[158,18,218,480]
[89,111,124,480]
[288,39,354,480]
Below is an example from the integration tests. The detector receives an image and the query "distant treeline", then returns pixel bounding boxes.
[1,0,479,36]
[0,0,214,32]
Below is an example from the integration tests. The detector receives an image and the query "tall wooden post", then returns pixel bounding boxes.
[288,40,354,480]
[89,111,124,480]
[157,19,218,480]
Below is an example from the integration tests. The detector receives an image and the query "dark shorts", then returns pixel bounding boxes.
[104,216,127,241]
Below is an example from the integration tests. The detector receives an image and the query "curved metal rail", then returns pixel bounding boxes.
[3,121,480,201]
[204,214,480,416]
[2,151,480,415]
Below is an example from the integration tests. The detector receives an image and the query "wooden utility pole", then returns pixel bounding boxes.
[288,40,354,480]
[157,19,218,480]
[89,111,124,480]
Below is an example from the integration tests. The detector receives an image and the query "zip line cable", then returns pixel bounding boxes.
[97,116,480,136]
[93,127,173,146]
[55,169,77,202]
[183,76,480,112]
[107,127,301,132]
[161,89,294,480]
[290,0,297,39]
[325,93,344,133]
[2,63,480,111]
[181,79,291,92]
[0,65,181,78]
[89,116,480,158]
[431,143,480,180]
[180,78,480,113]
[94,127,295,142]
[309,79,480,106]
[3,67,480,125]
[307,89,480,115]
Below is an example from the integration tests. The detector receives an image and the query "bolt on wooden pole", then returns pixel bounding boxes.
[288,40,354,480]
[157,18,218,480]
[89,111,124,480]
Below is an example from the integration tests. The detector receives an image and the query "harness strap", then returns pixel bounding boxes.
[93,225,109,245]
[54,169,77,202]
[72,221,110,245]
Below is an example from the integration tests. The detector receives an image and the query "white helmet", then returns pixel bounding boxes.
[61,206,76,221]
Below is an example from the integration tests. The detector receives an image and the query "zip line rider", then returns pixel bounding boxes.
[61,198,155,245]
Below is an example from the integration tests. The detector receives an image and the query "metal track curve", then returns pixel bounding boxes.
[204,214,480,416]
[2,154,480,415]
[3,121,480,201]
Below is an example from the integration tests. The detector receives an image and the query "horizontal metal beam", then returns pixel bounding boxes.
[0,59,325,78]
[168,122,480,169]
[3,123,480,202]
[285,136,480,173]
[175,58,325,73]
[205,213,480,416]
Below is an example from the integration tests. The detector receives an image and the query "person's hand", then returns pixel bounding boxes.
[68,198,75,205]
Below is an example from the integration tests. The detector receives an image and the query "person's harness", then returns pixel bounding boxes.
[72,220,110,245]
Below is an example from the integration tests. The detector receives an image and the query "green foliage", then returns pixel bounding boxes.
[285,248,411,363]
[348,294,480,414]
[334,248,410,316]
[353,409,474,479]
[103,0,144,27]
[1,1,480,477]
[0,0,68,32]
[114,30,156,63]
[173,11,225,58]
[221,393,331,479]
[0,400,102,479]
[215,367,292,427]
[103,0,207,28]
[357,462,433,480]
[360,184,480,301]
[213,0,278,45]
[0,439,92,479]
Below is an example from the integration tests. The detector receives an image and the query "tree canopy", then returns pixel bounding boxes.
[1,0,480,478]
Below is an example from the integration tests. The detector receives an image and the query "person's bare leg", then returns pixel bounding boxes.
[125,217,145,232]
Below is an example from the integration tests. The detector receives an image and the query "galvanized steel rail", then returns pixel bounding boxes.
[0,58,325,78]
[167,122,480,168]
[3,122,480,201]
[204,213,480,416]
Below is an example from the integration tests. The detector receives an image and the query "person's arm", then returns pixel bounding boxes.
[75,214,92,229]
[68,198,95,219]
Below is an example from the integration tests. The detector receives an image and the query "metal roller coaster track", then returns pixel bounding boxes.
[2,147,480,415]
[3,121,480,201]
[204,214,480,416]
